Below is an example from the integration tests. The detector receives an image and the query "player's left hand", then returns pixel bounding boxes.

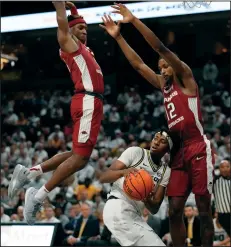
[111,3,135,23]
[65,1,75,9]
[142,190,155,203]
[99,15,121,40]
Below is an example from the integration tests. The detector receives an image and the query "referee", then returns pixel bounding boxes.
[213,159,230,237]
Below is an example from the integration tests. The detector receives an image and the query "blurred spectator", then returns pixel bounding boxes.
[92,193,105,217]
[34,143,48,163]
[184,205,201,246]
[75,178,100,201]
[203,60,219,83]
[78,191,94,207]
[17,206,25,222]
[4,108,18,125]
[16,149,32,167]
[53,193,72,216]
[12,128,26,142]
[1,205,10,223]
[55,206,70,228]
[218,136,230,159]
[213,211,230,246]
[48,124,64,140]
[76,164,95,185]
[41,206,60,223]
[48,133,64,149]
[65,203,100,246]
[16,112,28,126]
[64,203,82,235]
[109,107,120,123]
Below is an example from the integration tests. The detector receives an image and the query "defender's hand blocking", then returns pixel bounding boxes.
[65,2,75,9]
[111,3,135,23]
[99,15,121,40]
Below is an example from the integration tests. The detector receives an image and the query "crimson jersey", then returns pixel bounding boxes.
[60,41,104,94]
[162,81,204,143]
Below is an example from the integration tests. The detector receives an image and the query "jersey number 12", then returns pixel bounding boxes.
[165,102,177,120]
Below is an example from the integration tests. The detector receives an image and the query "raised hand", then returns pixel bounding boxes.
[65,1,75,9]
[99,15,121,40]
[111,3,135,23]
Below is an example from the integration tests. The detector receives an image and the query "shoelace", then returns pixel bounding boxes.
[32,203,42,217]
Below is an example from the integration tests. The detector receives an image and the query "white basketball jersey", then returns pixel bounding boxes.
[108,147,171,215]
[213,219,228,244]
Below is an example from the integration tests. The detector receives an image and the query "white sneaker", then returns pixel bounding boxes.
[8,164,30,199]
[24,187,42,225]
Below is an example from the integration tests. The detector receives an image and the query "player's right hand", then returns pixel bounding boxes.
[111,3,135,23]
[99,15,121,40]
[123,167,138,177]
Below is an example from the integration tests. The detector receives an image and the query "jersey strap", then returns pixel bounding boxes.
[129,148,145,168]
[147,150,162,172]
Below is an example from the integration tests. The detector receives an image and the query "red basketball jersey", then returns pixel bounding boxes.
[162,81,204,143]
[60,42,104,94]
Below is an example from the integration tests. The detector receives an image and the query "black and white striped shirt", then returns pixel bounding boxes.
[213,176,230,213]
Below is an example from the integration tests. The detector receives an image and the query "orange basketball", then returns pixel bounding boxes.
[123,169,154,201]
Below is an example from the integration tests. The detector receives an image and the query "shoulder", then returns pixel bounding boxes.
[89,215,99,222]
[125,146,143,154]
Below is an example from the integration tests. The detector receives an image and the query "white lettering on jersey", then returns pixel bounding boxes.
[164,91,178,103]
[168,116,184,129]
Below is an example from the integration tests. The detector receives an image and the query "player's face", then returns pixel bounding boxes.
[150,133,169,157]
[70,23,87,44]
[158,59,174,82]
[219,161,230,178]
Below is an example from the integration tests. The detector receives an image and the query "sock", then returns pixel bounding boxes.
[27,165,43,179]
[34,185,49,202]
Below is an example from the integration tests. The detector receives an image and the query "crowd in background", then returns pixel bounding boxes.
[1,59,230,246]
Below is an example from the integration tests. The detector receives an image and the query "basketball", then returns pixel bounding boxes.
[123,169,154,201]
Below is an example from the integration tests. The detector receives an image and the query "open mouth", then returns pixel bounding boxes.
[151,146,158,151]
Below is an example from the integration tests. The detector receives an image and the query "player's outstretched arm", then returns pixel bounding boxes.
[52,2,78,53]
[143,185,166,215]
[112,3,196,92]
[99,160,137,183]
[100,15,163,89]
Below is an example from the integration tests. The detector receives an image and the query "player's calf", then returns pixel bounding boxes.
[169,196,188,246]
[195,195,214,246]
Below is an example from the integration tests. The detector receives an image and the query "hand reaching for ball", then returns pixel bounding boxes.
[122,167,138,177]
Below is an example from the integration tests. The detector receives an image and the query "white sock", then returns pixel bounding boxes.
[34,185,49,202]
[27,165,43,179]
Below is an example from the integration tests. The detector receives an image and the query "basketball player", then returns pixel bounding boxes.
[99,130,172,246]
[100,4,215,246]
[8,2,104,225]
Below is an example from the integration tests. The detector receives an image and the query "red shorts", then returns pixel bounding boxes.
[167,138,215,197]
[70,94,103,157]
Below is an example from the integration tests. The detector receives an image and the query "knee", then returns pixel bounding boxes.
[72,153,89,168]
[169,206,183,221]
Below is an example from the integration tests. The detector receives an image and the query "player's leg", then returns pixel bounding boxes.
[103,198,147,246]
[192,142,215,246]
[24,95,103,225]
[133,228,165,246]
[167,170,189,246]
[8,151,72,198]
